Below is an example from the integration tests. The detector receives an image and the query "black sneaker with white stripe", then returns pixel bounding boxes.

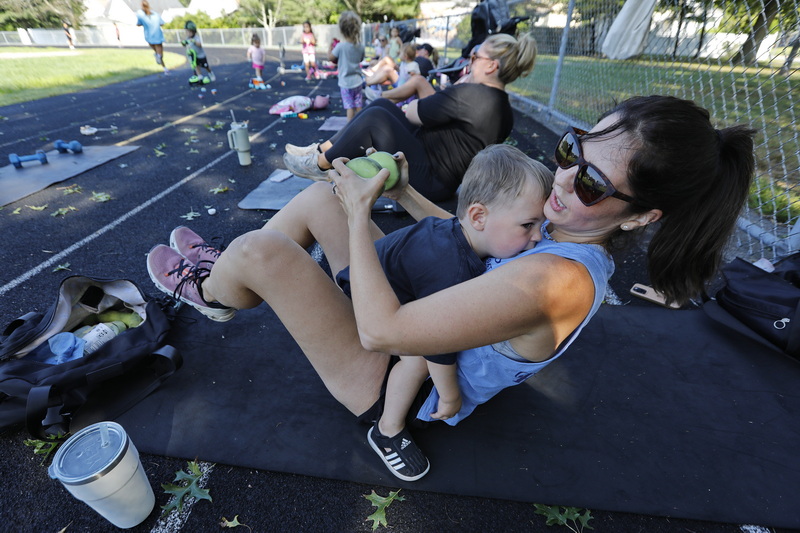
[367,422,430,481]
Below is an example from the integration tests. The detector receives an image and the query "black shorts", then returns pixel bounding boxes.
[356,355,433,429]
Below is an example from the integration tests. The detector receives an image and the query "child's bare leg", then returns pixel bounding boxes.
[379,356,429,437]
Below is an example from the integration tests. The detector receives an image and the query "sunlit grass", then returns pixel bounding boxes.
[0,47,186,107]
[511,53,800,211]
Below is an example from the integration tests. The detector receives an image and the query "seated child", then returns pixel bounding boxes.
[334,144,554,481]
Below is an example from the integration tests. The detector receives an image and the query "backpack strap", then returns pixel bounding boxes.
[24,345,182,437]
[787,300,800,358]
[70,345,183,433]
[25,385,67,438]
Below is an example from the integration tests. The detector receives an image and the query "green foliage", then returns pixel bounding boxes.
[712,0,797,35]
[364,489,405,530]
[534,504,594,533]
[161,461,212,516]
[0,0,86,30]
[749,177,800,223]
[24,433,67,465]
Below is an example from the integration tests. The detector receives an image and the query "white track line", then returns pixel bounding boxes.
[0,117,284,297]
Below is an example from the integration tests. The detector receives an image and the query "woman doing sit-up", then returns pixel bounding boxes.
[147,95,756,480]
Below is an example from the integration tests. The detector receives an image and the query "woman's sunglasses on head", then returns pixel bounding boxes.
[554,127,636,207]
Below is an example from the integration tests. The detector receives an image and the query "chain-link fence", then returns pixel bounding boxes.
[3,1,798,259]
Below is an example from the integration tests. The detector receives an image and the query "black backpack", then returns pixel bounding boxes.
[704,253,800,361]
[0,276,181,437]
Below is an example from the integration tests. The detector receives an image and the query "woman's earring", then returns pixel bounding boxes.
[622,224,630,231]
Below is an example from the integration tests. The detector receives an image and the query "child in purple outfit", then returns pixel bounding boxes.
[329,11,365,122]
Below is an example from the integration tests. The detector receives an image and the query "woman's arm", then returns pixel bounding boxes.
[329,161,594,361]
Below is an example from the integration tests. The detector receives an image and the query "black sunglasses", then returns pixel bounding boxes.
[554,127,636,207]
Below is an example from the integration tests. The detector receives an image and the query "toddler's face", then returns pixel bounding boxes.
[480,180,547,259]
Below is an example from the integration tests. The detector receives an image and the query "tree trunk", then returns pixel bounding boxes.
[734,0,780,65]
[694,1,709,59]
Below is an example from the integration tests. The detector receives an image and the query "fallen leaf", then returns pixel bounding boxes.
[180,208,201,221]
[154,149,166,157]
[27,204,48,211]
[91,191,112,202]
[12,207,21,214]
[52,263,71,272]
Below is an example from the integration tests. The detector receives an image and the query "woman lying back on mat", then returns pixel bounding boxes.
[282,32,538,203]
[146,95,756,482]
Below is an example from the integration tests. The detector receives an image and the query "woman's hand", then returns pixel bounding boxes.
[329,157,388,220]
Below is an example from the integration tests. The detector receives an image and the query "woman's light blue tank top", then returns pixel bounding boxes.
[416,228,615,425]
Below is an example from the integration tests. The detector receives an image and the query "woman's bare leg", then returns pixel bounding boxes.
[199,183,388,414]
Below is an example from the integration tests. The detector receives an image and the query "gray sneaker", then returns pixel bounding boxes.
[169,226,221,266]
[285,142,320,156]
[283,152,329,181]
[146,244,236,322]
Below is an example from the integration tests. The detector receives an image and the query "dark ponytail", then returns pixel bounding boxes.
[600,96,756,305]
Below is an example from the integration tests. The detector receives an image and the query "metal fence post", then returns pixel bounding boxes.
[547,0,576,119]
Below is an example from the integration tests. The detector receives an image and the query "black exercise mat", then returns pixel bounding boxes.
[116,303,800,529]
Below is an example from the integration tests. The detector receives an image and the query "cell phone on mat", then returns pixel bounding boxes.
[629,283,681,309]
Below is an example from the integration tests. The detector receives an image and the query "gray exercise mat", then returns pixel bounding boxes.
[0,145,140,206]
[237,170,313,210]
[238,169,397,212]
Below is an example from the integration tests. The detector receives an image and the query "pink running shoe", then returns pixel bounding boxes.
[146,244,235,322]
[169,226,222,267]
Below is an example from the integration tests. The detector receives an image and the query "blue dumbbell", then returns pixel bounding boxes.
[9,150,48,169]
[54,139,83,154]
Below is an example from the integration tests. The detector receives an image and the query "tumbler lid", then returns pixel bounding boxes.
[48,421,128,485]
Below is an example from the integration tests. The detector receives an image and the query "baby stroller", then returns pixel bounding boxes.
[429,0,529,84]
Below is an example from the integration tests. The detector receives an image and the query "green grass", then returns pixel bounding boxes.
[0,47,186,107]
[511,54,800,222]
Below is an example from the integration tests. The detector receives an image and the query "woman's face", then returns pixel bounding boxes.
[303,23,311,32]
[544,113,640,242]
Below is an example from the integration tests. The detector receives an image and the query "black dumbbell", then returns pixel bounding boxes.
[9,150,48,169]
[54,139,83,154]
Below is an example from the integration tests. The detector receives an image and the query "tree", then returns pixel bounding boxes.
[715,0,798,65]
[0,0,85,30]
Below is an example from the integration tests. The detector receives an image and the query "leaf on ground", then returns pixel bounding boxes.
[180,208,201,221]
[180,127,198,134]
[91,191,112,202]
[534,504,593,532]
[52,206,77,217]
[56,522,71,533]
[154,148,166,157]
[220,515,251,530]
[27,204,48,211]
[60,184,82,195]
[24,433,66,465]
[53,263,71,272]
[213,121,225,129]
[160,460,212,517]
[157,142,167,150]
[12,207,21,214]
[188,148,199,154]
[209,185,230,194]
[364,490,405,530]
